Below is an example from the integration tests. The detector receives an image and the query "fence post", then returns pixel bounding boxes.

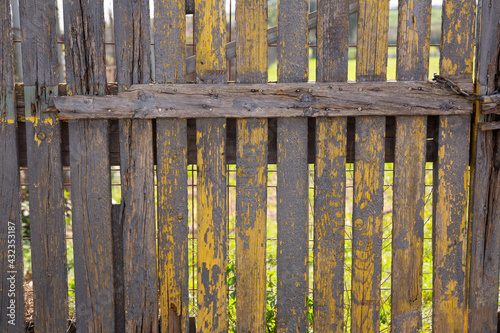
[466,0,500,331]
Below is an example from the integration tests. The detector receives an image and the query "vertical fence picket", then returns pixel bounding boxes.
[195,0,227,331]
[352,0,388,331]
[235,0,268,332]
[63,1,115,331]
[466,0,500,331]
[314,0,349,331]
[0,1,23,331]
[432,0,474,331]
[391,0,431,331]
[19,0,68,331]
[276,2,309,332]
[154,1,189,333]
[113,1,158,332]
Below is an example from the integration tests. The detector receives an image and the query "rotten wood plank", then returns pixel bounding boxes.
[391,0,431,331]
[195,0,227,332]
[52,81,473,120]
[0,1,23,331]
[276,1,309,332]
[313,0,349,331]
[154,0,189,332]
[18,0,68,331]
[63,1,115,331]
[113,0,158,332]
[235,0,268,332]
[466,0,500,331]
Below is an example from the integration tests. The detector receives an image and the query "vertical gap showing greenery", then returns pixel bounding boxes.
[381,164,394,331]
[188,165,198,316]
[344,163,354,331]
[422,161,434,331]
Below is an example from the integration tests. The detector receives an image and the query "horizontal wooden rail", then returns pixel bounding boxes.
[482,93,500,114]
[52,81,472,119]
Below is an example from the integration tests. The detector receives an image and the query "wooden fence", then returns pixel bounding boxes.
[1,0,500,332]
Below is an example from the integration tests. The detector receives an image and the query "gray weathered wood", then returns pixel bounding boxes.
[276,1,309,332]
[19,0,68,331]
[314,1,349,331]
[195,0,228,331]
[63,1,115,331]
[481,94,500,114]
[113,1,158,332]
[154,0,189,332]
[235,0,268,331]
[53,81,472,120]
[466,0,500,331]
[0,1,23,331]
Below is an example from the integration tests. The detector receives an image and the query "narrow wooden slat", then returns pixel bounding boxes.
[391,116,427,332]
[195,0,227,331]
[154,1,189,332]
[63,1,115,331]
[113,1,157,332]
[351,117,385,333]
[314,117,346,333]
[466,1,500,332]
[314,1,349,331]
[316,0,349,82]
[276,0,309,332]
[0,1,24,331]
[235,0,268,332]
[19,0,67,331]
[432,116,470,332]
[352,0,388,332]
[433,1,474,332]
[391,1,431,331]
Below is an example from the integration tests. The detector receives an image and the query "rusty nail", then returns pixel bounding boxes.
[358,107,362,111]
[358,88,363,92]
[296,89,301,93]
[257,107,263,112]
[202,104,207,108]
[308,88,313,93]
[177,213,183,220]
[259,89,263,93]
[37,131,46,141]
[418,87,423,91]
[209,108,213,112]
[209,89,214,94]
[157,89,162,93]
[173,89,177,92]
[308,107,313,112]
[251,89,257,92]
[339,87,343,91]
[107,109,111,112]
[409,87,413,91]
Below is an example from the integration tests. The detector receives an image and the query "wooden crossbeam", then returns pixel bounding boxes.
[52,81,473,119]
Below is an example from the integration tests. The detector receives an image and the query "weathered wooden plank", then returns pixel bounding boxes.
[113,1,158,332]
[314,117,346,333]
[314,1,349,331]
[356,0,389,82]
[196,118,227,333]
[482,94,500,114]
[433,1,474,332]
[118,119,158,333]
[351,0,388,331]
[0,1,23,331]
[432,115,470,332]
[391,117,427,332]
[53,81,473,120]
[316,0,349,82]
[19,0,68,331]
[157,119,188,333]
[351,117,385,333]
[235,0,268,332]
[391,1,431,331]
[154,0,189,332]
[440,0,475,81]
[276,0,309,332]
[63,1,115,331]
[195,0,227,332]
[466,0,500,331]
